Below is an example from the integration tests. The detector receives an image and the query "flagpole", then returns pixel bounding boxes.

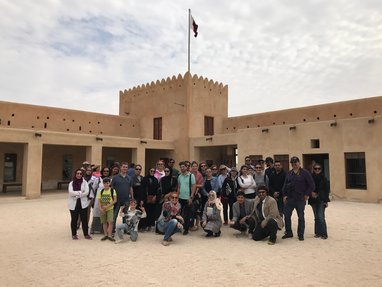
[188,9,191,73]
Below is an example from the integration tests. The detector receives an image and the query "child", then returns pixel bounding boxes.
[115,200,146,243]
[97,177,117,242]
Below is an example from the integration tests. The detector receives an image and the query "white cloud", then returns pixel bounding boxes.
[0,0,381,116]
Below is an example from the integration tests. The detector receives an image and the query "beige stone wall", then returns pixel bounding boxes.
[0,101,139,138]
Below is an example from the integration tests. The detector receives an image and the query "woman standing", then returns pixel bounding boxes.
[222,167,239,224]
[309,163,330,239]
[160,167,178,201]
[201,191,223,237]
[68,169,92,240]
[140,167,160,231]
[238,165,257,199]
[154,160,166,181]
[132,164,144,205]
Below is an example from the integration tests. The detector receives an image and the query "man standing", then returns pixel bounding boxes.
[251,185,284,245]
[111,162,134,234]
[282,156,315,241]
[177,161,196,235]
[167,158,180,179]
[268,160,286,216]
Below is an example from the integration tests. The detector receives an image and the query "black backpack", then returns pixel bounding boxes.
[100,188,115,201]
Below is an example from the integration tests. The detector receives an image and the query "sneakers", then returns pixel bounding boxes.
[268,239,276,245]
[72,235,79,240]
[183,230,189,236]
[162,240,170,246]
[314,234,321,238]
[282,234,293,239]
[108,236,115,242]
[321,235,328,240]
[298,236,304,241]
[214,231,221,237]
[168,237,173,242]
[84,235,92,240]
[101,235,109,241]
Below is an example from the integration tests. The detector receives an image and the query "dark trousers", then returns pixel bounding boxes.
[252,218,278,241]
[311,202,328,236]
[179,198,193,232]
[70,199,89,236]
[146,202,157,227]
[284,198,306,237]
[231,216,256,233]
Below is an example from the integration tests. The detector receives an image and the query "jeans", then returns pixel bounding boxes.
[157,219,182,241]
[115,223,138,241]
[252,218,278,241]
[311,202,328,236]
[284,198,306,238]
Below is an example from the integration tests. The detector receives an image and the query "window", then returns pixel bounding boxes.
[4,154,17,182]
[311,139,320,149]
[204,116,214,136]
[274,154,290,171]
[153,117,162,140]
[345,152,367,189]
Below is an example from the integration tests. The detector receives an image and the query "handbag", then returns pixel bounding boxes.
[147,195,156,204]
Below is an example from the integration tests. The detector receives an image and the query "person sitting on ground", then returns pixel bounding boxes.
[156,192,184,246]
[98,177,117,242]
[201,190,223,237]
[230,191,255,234]
[250,185,284,245]
[115,199,147,243]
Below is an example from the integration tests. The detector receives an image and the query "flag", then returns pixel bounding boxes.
[190,15,198,37]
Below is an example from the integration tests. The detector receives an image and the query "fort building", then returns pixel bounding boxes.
[0,72,381,202]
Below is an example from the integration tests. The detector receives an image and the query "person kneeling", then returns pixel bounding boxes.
[157,192,184,246]
[230,191,255,234]
[115,199,146,243]
[251,186,284,245]
[201,191,223,237]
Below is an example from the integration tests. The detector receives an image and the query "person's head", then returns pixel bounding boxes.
[93,165,100,172]
[102,177,111,188]
[290,156,301,170]
[313,163,322,174]
[240,165,248,175]
[258,159,265,170]
[191,161,199,172]
[208,190,217,202]
[274,161,282,172]
[135,164,142,175]
[254,164,262,175]
[257,185,268,201]
[248,166,254,175]
[82,161,90,169]
[156,160,165,171]
[265,157,274,167]
[164,166,172,177]
[168,158,175,167]
[229,167,238,178]
[170,192,179,203]
[147,167,155,176]
[74,168,83,180]
[236,191,245,204]
[219,164,228,174]
[199,162,207,172]
[184,161,191,171]
[85,166,92,175]
[101,166,110,178]
[179,161,188,174]
[129,199,137,210]
[129,163,135,169]
[120,162,128,174]
[211,165,218,176]
[111,165,120,175]
[244,156,252,165]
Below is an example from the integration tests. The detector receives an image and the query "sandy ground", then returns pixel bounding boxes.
[0,192,381,287]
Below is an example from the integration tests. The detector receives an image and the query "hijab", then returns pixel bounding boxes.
[208,190,223,211]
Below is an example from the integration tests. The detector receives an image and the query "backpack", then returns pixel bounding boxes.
[100,188,115,201]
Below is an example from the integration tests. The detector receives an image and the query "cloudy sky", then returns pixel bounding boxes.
[1,0,381,116]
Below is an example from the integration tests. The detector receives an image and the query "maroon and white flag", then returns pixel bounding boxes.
[190,15,198,37]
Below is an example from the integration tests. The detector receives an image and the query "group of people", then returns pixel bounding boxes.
[67,155,330,246]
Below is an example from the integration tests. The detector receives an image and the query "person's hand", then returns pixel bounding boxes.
[273,192,279,198]
[201,221,206,228]
[283,196,288,204]
[188,198,193,205]
[140,201,144,207]
[239,216,247,225]
[140,206,146,212]
[311,192,318,198]
[261,220,266,228]
[176,216,184,224]
[304,195,309,201]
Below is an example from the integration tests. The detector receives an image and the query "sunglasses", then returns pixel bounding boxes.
[76,172,82,175]
[135,168,142,171]
[150,170,155,173]
[164,170,170,172]
[171,196,178,199]
[103,170,109,172]
[255,167,261,169]
[314,168,321,170]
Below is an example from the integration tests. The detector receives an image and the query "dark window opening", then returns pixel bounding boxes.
[345,152,366,189]
[311,139,320,149]
[204,116,214,136]
[154,117,162,140]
